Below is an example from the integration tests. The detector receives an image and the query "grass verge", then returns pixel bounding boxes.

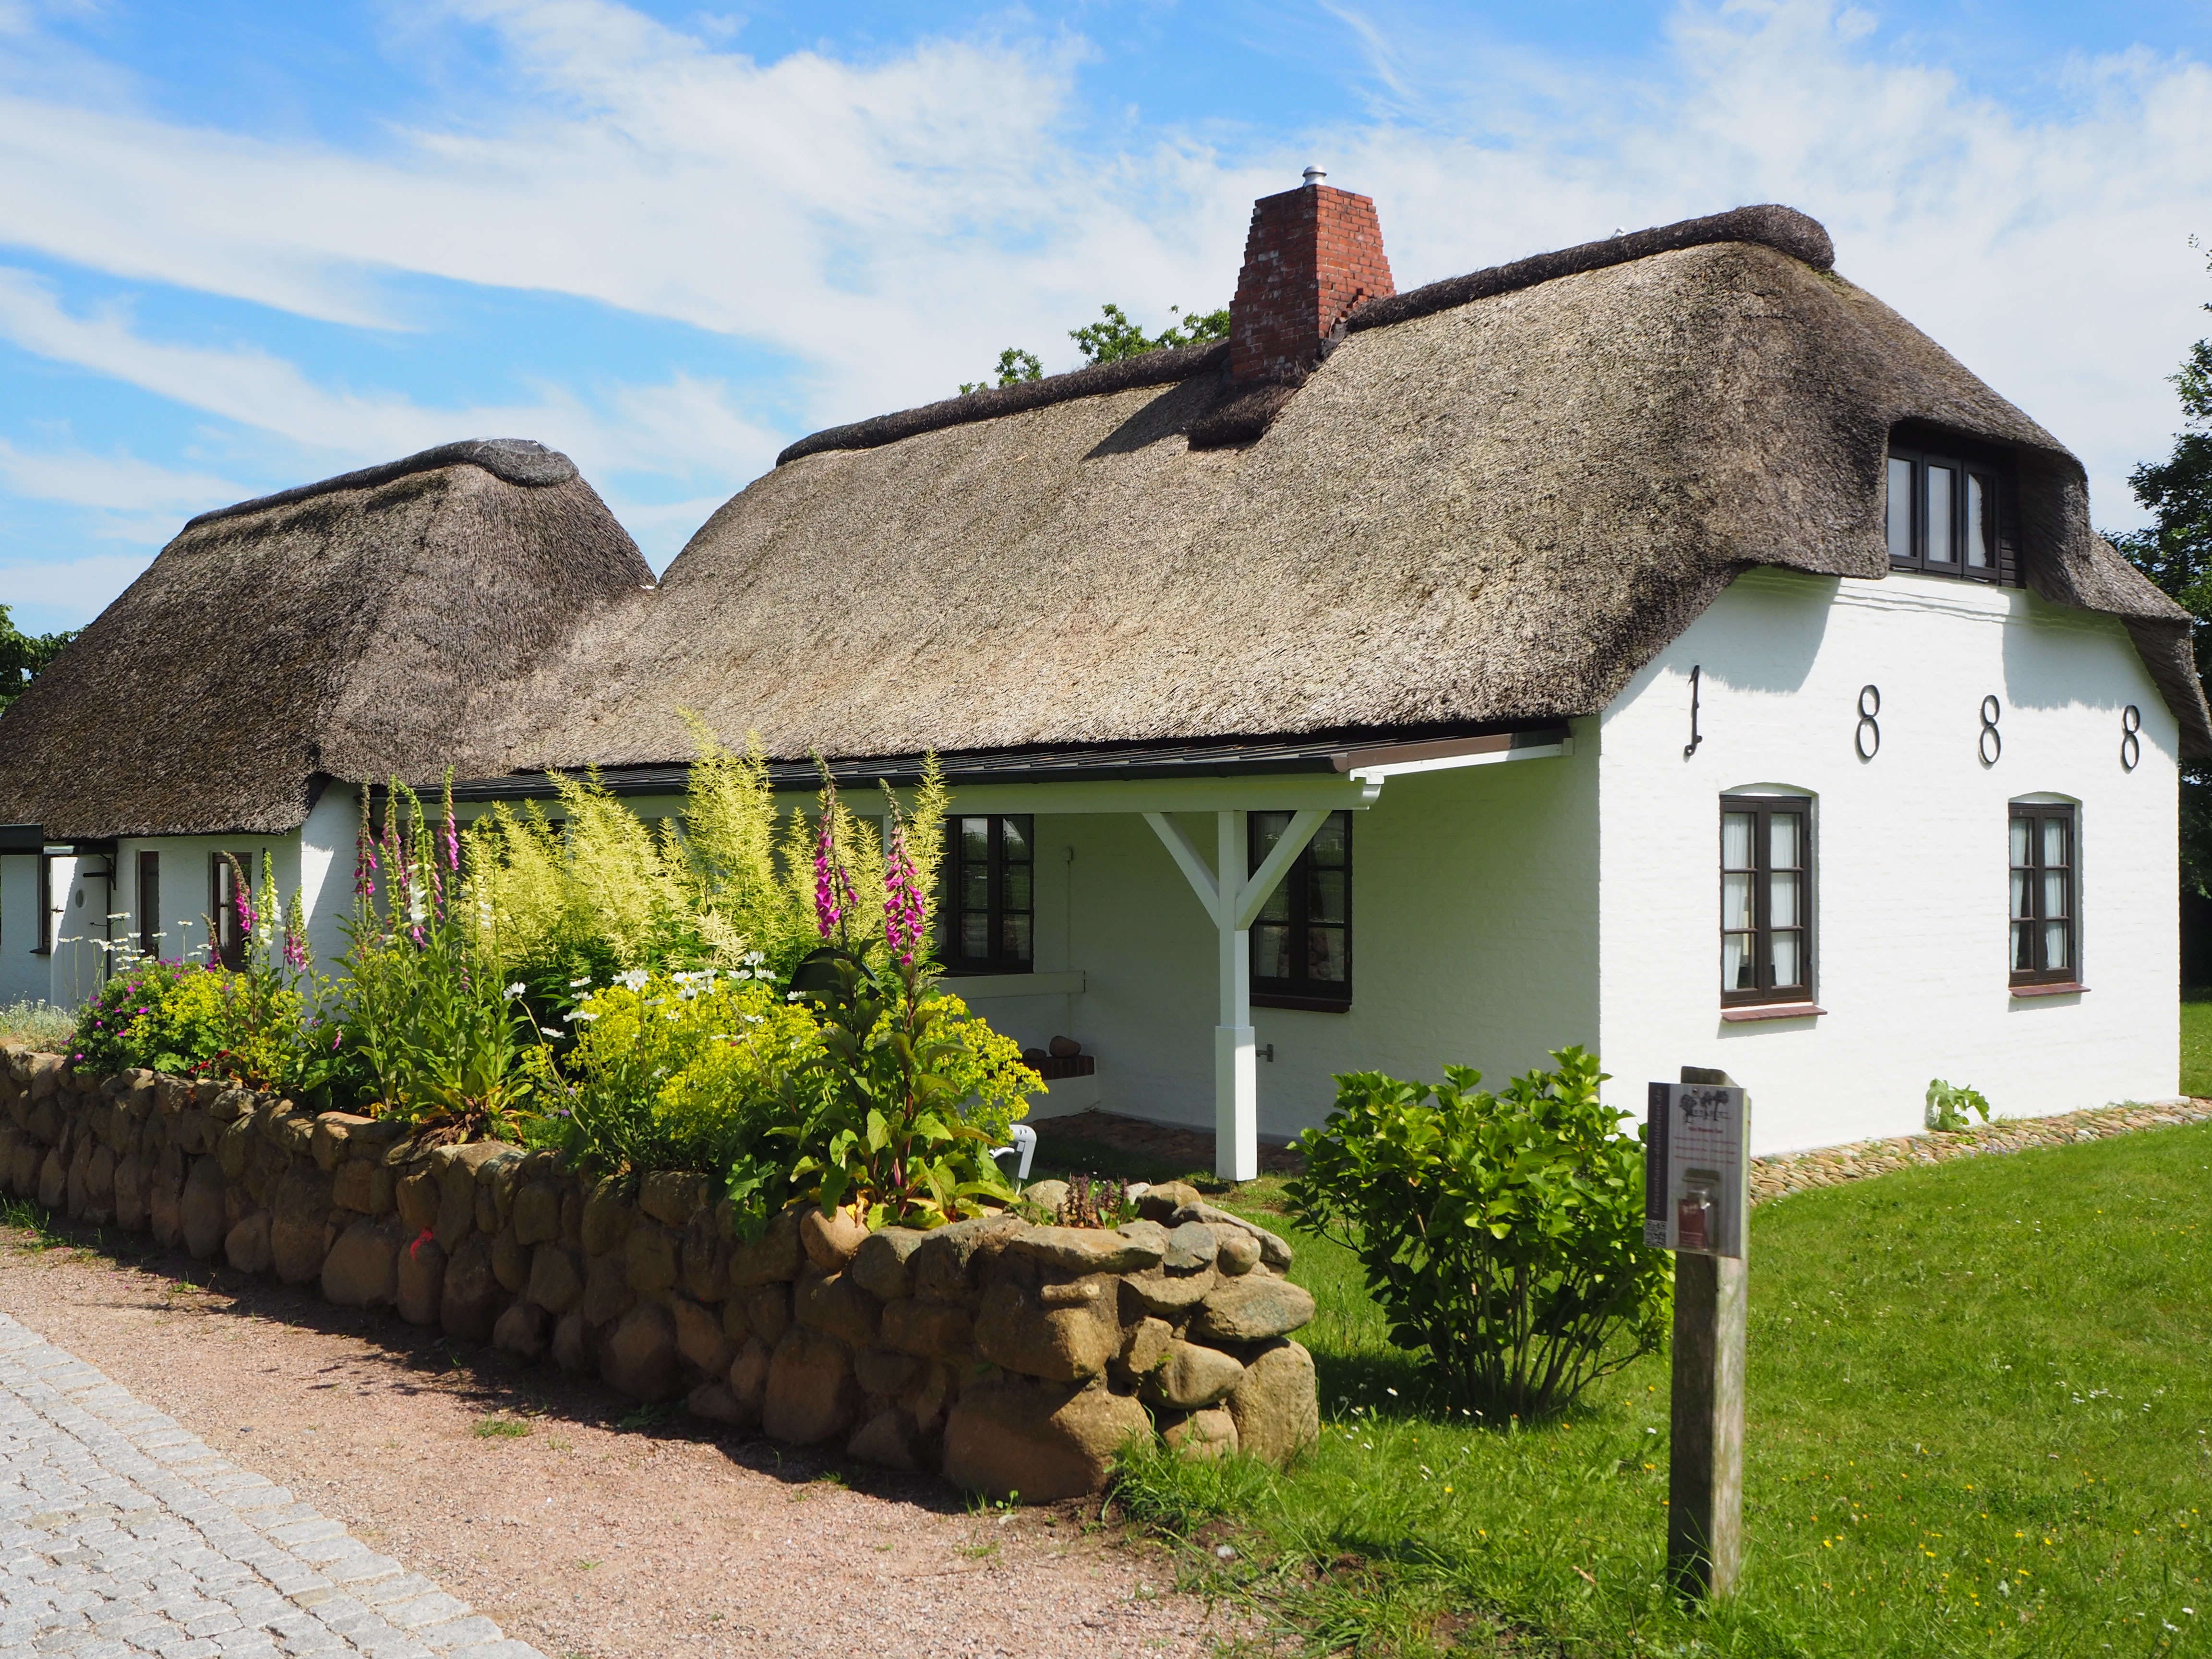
[2181,992,2212,1099]
[1116,1123,2212,1657]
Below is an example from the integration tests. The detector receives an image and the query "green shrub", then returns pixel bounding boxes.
[532,962,822,1215]
[1925,1077,1992,1131]
[1284,1047,1670,1419]
[0,1000,74,1050]
[71,959,236,1077]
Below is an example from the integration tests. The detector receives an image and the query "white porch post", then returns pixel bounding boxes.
[1145,806,1332,1182]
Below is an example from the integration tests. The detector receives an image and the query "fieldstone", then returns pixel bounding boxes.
[681,1207,726,1301]
[436,1144,506,1248]
[1134,1180,1202,1222]
[492,1226,533,1294]
[911,1214,1025,1304]
[1191,1276,1315,1344]
[854,1346,920,1399]
[552,1311,594,1373]
[113,1152,148,1232]
[527,1244,584,1314]
[26,1053,60,1101]
[397,1232,446,1326]
[1162,1407,1239,1461]
[880,1297,974,1363]
[795,1265,881,1350]
[686,1380,750,1427]
[799,1204,867,1271]
[1164,1221,1219,1273]
[673,1296,736,1377]
[83,1144,115,1218]
[440,1237,502,1341]
[580,1251,635,1328]
[974,1272,1118,1383]
[65,1138,93,1218]
[1170,1201,1293,1270]
[322,1217,403,1308]
[270,1166,332,1285]
[1226,1339,1318,1468]
[721,1296,753,1345]
[1021,1178,1070,1215]
[581,1179,635,1256]
[311,1114,375,1173]
[640,1169,708,1226]
[625,1219,680,1294]
[1007,1224,1165,1275]
[147,1160,183,1248]
[493,1300,550,1360]
[849,1226,927,1302]
[224,1211,274,1275]
[1141,1340,1245,1410]
[1119,1317,1175,1381]
[602,1301,681,1400]
[744,1282,793,1345]
[180,1155,226,1260]
[396,1168,440,1234]
[330,1159,374,1214]
[728,1206,804,1287]
[512,1180,562,1246]
[727,1336,771,1420]
[1214,1231,1261,1276]
[942,1376,1153,1502]
[847,1407,923,1472]
[762,1328,862,1445]
[1124,1265,1216,1317]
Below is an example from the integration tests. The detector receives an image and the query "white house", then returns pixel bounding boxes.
[2,182,2199,1175]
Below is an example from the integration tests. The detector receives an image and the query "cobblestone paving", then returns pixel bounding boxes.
[0,1312,545,1659]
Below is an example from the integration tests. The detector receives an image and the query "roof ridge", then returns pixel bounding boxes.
[183,438,578,531]
[773,203,1834,467]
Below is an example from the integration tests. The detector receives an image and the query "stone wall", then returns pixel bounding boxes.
[0,1046,1319,1501]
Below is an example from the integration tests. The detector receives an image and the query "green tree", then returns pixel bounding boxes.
[2112,245,2212,892]
[0,604,77,715]
[958,301,1228,393]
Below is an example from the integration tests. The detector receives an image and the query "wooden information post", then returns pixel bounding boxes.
[1645,1066,1749,1601]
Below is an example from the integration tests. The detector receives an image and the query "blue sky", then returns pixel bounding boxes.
[1,0,2209,632]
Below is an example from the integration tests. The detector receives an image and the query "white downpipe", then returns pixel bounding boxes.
[1144,805,1334,1181]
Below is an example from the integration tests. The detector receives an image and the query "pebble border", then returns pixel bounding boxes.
[1749,1097,2212,1205]
[0,1311,544,1659]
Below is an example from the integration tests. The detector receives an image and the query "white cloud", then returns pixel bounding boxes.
[0,550,156,623]
[0,437,240,515]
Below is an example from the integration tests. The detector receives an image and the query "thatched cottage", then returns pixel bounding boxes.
[3,176,2199,1166]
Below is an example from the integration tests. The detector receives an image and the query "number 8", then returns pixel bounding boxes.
[1854,684,1880,761]
[2121,704,2141,772]
[1978,696,2001,767]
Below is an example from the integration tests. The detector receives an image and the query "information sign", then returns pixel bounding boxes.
[1644,1080,1748,1258]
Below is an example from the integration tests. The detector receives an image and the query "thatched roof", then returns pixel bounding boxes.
[478,208,2209,772]
[0,440,653,838]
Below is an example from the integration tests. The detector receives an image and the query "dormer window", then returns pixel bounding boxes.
[1885,442,2013,583]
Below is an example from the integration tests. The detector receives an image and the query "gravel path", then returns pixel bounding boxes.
[0,1236,1252,1659]
[0,1310,542,1658]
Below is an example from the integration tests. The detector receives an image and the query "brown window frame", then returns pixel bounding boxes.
[211,852,246,971]
[2009,802,2078,987]
[137,850,161,960]
[33,854,52,956]
[1885,441,2014,584]
[940,814,1034,975]
[1719,795,1815,1008]
[1250,810,1353,1012]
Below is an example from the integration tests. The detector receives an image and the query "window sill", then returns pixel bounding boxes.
[1719,1002,1826,1023]
[2010,981,2087,998]
[1253,991,1353,1014]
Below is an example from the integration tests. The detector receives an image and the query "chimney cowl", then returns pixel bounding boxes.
[1226,176,1395,387]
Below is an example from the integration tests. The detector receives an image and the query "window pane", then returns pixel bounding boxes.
[1769,871,1799,930]
[2010,816,2030,866]
[1887,457,1914,561]
[2042,870,2068,921]
[2011,921,2032,971]
[1308,926,1348,983]
[961,914,988,960]
[1723,932,1753,990]
[1001,912,1032,964]
[1309,813,1347,863]
[961,866,988,910]
[960,817,988,863]
[1926,466,1955,562]
[1254,923,1291,980]
[1965,475,1992,568]
[1310,869,1348,926]
[1252,812,1290,861]
[1257,884,1291,925]
[1771,929,1803,989]
[1722,872,1754,932]
[1722,813,1753,871]
[2010,869,2031,922]
[1001,817,1031,863]
[2042,816,2068,869]
[2043,920,2069,972]
[1769,811,1800,869]
[1003,865,1033,912]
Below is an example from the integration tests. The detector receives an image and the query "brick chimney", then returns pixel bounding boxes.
[1228,167,1395,386]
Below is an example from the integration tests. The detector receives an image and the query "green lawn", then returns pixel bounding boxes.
[1107,1125,2212,1657]
[2181,993,2212,1099]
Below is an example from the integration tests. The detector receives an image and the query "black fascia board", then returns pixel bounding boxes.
[0,823,43,854]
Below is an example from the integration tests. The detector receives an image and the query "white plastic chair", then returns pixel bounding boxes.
[991,1123,1038,1185]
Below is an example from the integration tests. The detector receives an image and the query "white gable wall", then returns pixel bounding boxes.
[1597,567,2179,1156]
